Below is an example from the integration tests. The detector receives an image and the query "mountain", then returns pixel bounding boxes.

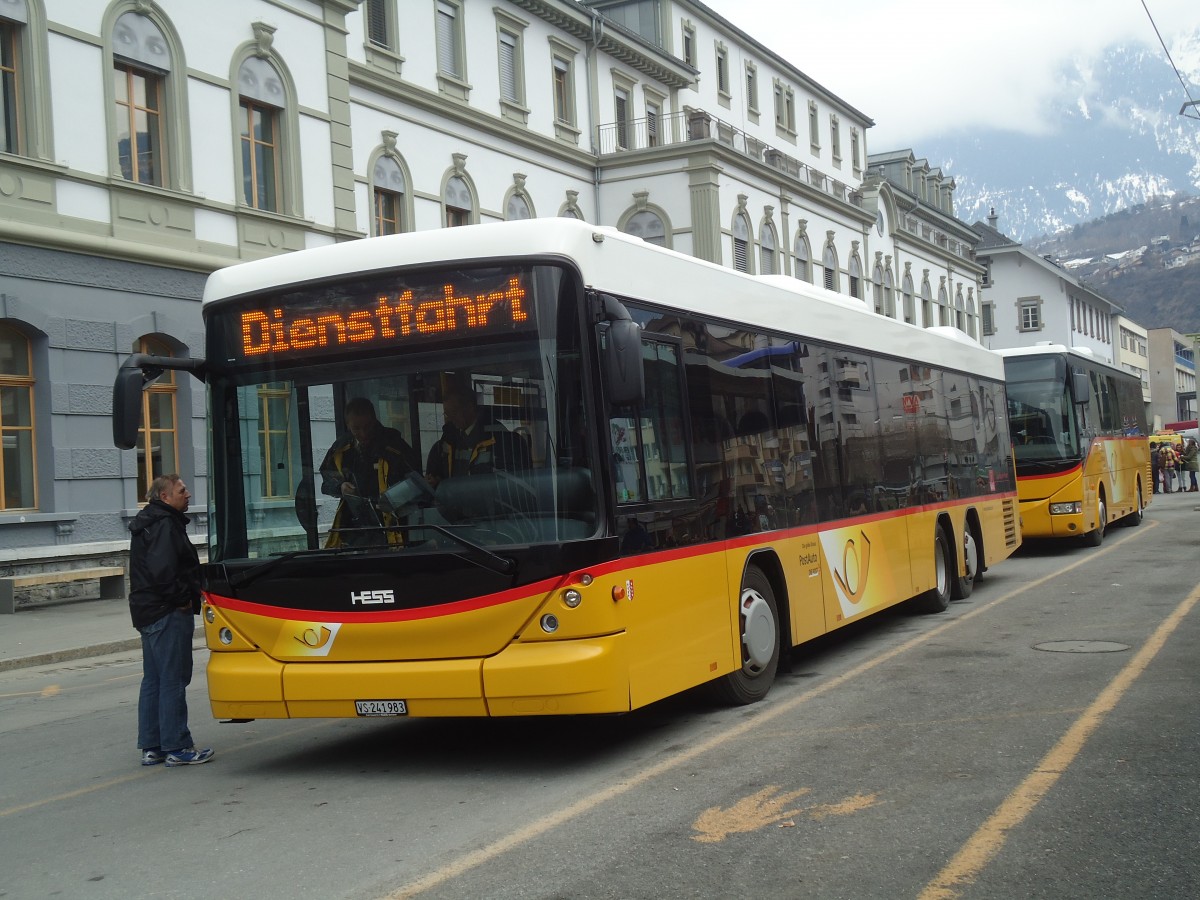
[924,35,1200,243]
[1026,194,1200,333]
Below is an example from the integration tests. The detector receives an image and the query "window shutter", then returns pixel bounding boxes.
[499,34,517,102]
[436,4,459,77]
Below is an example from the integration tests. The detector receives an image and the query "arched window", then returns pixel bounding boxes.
[760,223,777,274]
[822,242,838,292]
[872,262,884,314]
[937,281,950,327]
[732,213,752,273]
[0,0,30,155]
[372,156,406,235]
[0,323,37,510]
[794,234,811,283]
[624,209,666,246]
[111,11,171,186]
[238,56,285,211]
[847,253,862,299]
[506,192,532,220]
[920,274,933,328]
[902,271,915,324]
[444,175,472,226]
[883,267,895,317]
[136,336,178,503]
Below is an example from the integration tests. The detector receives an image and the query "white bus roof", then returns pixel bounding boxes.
[998,344,1129,379]
[204,219,1004,380]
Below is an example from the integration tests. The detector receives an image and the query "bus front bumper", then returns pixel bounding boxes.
[207,632,629,719]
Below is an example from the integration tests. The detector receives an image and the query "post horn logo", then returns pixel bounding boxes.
[295,625,333,649]
[832,530,872,605]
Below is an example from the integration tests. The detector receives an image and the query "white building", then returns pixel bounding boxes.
[0,0,984,575]
[973,211,1120,363]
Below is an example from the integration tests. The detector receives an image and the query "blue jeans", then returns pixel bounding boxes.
[137,610,195,752]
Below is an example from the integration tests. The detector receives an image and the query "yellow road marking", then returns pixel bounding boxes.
[919,578,1200,900]
[384,526,1152,898]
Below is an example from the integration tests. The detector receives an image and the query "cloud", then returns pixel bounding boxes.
[702,0,1200,146]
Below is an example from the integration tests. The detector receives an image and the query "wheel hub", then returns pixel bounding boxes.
[741,589,776,673]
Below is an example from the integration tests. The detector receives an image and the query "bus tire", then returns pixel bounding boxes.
[951,520,979,601]
[912,526,953,614]
[706,567,779,706]
[1120,483,1144,527]
[1082,496,1106,547]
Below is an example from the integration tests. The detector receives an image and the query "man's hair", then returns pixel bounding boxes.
[344,397,377,419]
[147,473,183,503]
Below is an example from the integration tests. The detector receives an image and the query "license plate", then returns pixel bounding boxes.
[355,699,408,717]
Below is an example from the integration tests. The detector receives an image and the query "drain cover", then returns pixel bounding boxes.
[1033,640,1130,653]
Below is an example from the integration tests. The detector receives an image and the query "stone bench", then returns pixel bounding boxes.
[0,566,126,614]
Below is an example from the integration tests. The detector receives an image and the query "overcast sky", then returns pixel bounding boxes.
[702,0,1200,147]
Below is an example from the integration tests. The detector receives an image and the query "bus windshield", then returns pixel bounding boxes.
[1004,355,1081,463]
[203,263,597,563]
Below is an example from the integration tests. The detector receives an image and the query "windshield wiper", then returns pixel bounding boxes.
[227,546,369,589]
[407,524,517,576]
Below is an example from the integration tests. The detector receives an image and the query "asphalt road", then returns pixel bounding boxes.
[2,493,1197,900]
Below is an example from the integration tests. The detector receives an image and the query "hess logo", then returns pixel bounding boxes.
[351,589,396,606]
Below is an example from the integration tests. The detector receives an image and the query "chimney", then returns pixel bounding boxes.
[987,207,998,229]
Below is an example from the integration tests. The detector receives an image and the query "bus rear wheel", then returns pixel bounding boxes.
[951,520,979,601]
[706,567,779,706]
[1120,484,1144,527]
[911,525,953,614]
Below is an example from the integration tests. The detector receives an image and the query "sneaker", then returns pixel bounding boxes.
[141,748,166,766]
[165,746,214,767]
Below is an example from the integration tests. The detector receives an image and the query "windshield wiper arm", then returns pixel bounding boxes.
[227,546,368,588]
[412,524,516,576]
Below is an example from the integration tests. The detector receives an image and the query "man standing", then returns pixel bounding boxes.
[128,474,213,767]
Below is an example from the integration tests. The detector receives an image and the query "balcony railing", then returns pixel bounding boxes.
[596,108,862,208]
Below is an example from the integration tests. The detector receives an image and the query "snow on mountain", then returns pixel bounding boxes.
[922,36,1200,242]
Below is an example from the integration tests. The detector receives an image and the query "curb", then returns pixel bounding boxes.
[0,636,206,674]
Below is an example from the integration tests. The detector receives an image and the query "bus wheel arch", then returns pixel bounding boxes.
[951,511,982,601]
[706,555,784,706]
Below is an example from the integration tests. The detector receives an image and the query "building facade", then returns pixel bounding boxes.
[1146,327,1197,428]
[973,211,1121,363]
[0,0,985,573]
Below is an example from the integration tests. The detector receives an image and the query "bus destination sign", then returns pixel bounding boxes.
[233,274,532,361]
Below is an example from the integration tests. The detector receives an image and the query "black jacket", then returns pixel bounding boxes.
[128,498,201,629]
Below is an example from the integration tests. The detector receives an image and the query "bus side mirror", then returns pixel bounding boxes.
[113,360,155,450]
[1072,372,1090,405]
[602,319,645,407]
[112,354,206,449]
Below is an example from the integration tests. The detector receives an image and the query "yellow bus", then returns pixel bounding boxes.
[1000,345,1151,545]
[113,219,1020,718]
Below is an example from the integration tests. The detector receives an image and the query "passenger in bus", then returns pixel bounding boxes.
[320,397,421,544]
[425,379,531,487]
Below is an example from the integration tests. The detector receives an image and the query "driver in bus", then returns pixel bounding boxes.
[425,377,531,488]
[320,397,421,545]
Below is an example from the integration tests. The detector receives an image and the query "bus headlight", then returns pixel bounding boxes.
[1049,502,1082,515]
[563,589,582,608]
[540,614,559,633]
[219,627,234,645]
[204,606,216,624]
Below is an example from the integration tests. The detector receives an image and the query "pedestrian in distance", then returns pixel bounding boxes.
[1182,438,1199,492]
[1150,442,1160,494]
[1159,442,1180,493]
[128,474,214,768]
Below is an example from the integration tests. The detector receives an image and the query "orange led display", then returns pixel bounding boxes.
[237,276,530,359]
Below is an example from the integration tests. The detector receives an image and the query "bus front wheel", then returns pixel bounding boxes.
[1082,496,1106,547]
[706,567,779,706]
